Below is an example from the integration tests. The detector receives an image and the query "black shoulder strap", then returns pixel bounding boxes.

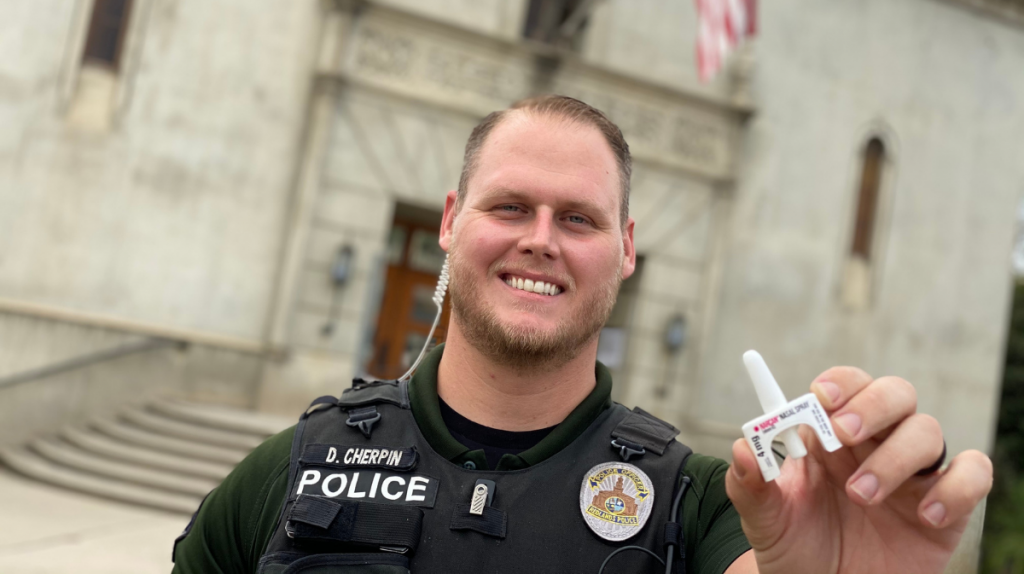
[611,406,681,456]
[339,379,410,409]
[276,395,339,528]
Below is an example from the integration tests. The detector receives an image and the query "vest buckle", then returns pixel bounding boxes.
[346,406,381,438]
[611,438,646,461]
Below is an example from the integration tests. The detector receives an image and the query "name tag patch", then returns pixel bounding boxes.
[302,444,418,471]
[294,467,438,508]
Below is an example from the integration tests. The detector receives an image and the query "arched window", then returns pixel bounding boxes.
[66,0,135,130]
[851,138,885,261]
[82,0,134,71]
[842,136,888,309]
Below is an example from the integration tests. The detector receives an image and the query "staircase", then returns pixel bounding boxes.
[0,400,293,514]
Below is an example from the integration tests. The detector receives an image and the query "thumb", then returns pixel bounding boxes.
[725,438,786,549]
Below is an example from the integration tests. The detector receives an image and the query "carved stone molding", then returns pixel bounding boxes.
[553,76,733,178]
[327,5,746,182]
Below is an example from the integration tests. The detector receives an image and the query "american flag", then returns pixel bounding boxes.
[696,0,757,82]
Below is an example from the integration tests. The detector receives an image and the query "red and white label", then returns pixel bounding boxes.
[741,393,842,481]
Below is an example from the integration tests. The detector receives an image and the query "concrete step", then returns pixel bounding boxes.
[61,427,234,481]
[150,400,292,437]
[1,398,288,515]
[90,418,250,465]
[120,408,265,450]
[0,446,202,515]
[30,438,218,497]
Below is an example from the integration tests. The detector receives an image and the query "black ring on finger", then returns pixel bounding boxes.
[915,440,946,476]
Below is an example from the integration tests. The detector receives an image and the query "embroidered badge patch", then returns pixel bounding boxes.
[579,462,655,541]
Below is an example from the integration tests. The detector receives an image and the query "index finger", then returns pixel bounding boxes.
[810,366,874,411]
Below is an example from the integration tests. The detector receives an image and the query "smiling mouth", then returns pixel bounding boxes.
[501,274,563,296]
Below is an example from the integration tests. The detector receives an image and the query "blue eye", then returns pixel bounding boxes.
[500,205,520,212]
[567,215,587,224]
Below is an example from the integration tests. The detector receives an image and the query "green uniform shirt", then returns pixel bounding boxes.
[172,346,751,573]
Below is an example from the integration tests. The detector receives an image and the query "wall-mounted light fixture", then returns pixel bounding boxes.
[663,313,687,355]
[331,244,355,288]
[657,312,688,398]
[323,244,355,338]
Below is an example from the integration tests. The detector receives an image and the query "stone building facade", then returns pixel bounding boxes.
[1,0,1021,461]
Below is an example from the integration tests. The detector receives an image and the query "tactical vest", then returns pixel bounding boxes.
[257,379,693,574]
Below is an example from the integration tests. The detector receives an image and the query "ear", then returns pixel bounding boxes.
[439,190,459,252]
[620,217,637,280]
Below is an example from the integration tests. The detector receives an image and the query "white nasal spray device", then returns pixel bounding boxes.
[741,350,842,481]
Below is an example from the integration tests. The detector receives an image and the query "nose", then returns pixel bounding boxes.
[517,209,560,260]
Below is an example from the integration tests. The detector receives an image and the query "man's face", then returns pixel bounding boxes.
[439,113,636,367]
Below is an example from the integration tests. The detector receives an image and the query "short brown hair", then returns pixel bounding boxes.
[456,95,632,227]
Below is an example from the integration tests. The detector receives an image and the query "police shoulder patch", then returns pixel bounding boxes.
[579,462,655,541]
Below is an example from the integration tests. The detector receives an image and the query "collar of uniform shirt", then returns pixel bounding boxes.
[408,343,614,471]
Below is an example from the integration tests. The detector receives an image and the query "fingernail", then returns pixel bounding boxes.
[815,381,841,405]
[834,412,862,438]
[923,502,946,526]
[732,462,747,481]
[850,473,879,502]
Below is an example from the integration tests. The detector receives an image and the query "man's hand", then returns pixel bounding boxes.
[724,366,993,574]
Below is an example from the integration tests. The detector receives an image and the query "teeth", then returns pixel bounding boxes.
[503,275,561,296]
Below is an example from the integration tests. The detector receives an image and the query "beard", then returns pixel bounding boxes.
[446,243,622,371]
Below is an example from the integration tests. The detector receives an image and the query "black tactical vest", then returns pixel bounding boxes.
[257,379,692,574]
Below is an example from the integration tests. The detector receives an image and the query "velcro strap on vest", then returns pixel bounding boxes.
[346,406,381,438]
[663,521,684,558]
[450,503,507,539]
[287,495,422,551]
[339,380,411,409]
[611,407,680,456]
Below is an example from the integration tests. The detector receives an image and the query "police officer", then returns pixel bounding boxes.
[172,96,992,574]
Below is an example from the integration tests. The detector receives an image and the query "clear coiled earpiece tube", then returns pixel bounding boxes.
[398,254,450,381]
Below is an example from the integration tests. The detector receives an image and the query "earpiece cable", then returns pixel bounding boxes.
[398,255,450,382]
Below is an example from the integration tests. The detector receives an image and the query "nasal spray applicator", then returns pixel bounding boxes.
[398,255,450,382]
[740,350,843,481]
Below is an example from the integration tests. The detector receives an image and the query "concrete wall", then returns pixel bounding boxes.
[375,0,527,40]
[614,162,720,420]
[693,0,1024,458]
[0,0,319,340]
[0,313,265,445]
[0,313,142,380]
[0,345,184,447]
[582,0,732,101]
[0,0,324,422]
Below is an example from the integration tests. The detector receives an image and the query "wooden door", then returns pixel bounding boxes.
[366,220,452,379]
